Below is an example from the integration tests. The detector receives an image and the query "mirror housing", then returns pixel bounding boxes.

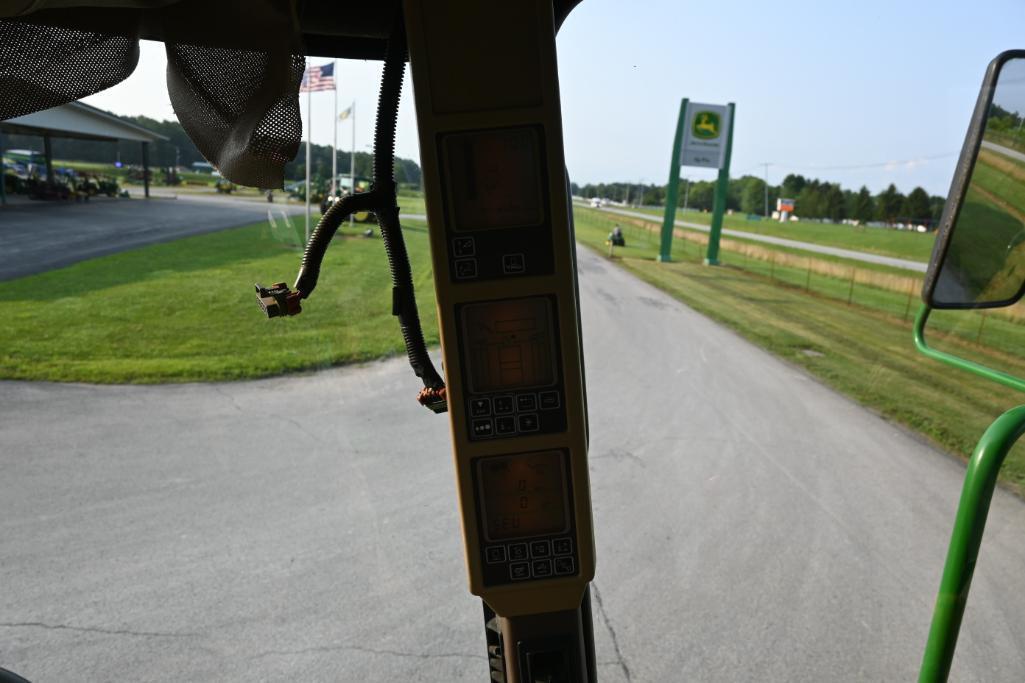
[924,50,1025,309]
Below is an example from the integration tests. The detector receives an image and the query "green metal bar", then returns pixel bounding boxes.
[658,98,687,262]
[913,304,1025,394]
[919,404,1025,681]
[705,102,735,266]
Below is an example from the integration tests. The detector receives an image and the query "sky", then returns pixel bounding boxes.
[81,0,1025,196]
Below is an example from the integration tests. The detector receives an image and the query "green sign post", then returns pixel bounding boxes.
[705,102,735,265]
[658,99,735,264]
[658,98,688,262]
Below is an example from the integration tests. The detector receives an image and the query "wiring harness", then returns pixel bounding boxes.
[255,15,447,413]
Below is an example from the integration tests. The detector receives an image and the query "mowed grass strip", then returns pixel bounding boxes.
[572,208,1025,492]
[0,219,438,383]
[598,203,935,263]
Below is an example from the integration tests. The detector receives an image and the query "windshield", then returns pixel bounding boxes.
[5,4,1025,682]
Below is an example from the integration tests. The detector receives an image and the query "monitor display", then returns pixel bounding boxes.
[478,450,569,541]
[443,127,544,231]
[461,297,557,394]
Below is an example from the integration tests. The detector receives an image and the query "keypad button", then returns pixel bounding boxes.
[518,414,539,432]
[495,416,516,435]
[530,540,551,558]
[516,393,537,412]
[502,253,526,274]
[470,397,491,417]
[539,390,560,410]
[485,546,507,564]
[471,419,494,438]
[553,538,573,556]
[531,559,553,578]
[455,258,477,279]
[510,562,530,581]
[508,543,529,561]
[554,556,575,576]
[493,396,514,414]
[453,237,475,257]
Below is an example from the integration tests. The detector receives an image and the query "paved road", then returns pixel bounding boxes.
[595,204,930,272]
[0,195,305,281]
[982,139,1025,164]
[0,195,427,282]
[4,247,1025,681]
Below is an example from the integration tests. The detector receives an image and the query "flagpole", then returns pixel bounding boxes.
[331,60,337,201]
[305,83,311,243]
[350,100,356,227]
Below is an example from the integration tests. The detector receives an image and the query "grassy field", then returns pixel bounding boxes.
[572,208,1025,492]
[598,203,935,263]
[0,217,438,383]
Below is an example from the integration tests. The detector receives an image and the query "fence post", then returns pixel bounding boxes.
[769,252,776,280]
[977,310,989,344]
[805,257,812,291]
[847,266,856,305]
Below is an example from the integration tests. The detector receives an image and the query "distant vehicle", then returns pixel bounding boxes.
[590,197,601,208]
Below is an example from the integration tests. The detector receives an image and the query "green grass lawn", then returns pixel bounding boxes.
[0,218,438,383]
[572,208,1025,492]
[599,203,935,263]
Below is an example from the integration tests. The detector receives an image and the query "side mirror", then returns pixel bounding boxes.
[924,50,1025,309]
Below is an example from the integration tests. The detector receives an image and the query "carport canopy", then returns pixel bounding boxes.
[1,101,168,201]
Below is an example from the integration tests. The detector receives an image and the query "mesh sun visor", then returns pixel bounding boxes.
[0,20,138,119]
[166,44,304,189]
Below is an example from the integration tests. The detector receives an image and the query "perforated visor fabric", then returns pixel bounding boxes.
[0,20,138,119]
[166,44,304,189]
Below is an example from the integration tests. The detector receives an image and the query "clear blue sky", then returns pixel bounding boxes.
[83,0,1025,196]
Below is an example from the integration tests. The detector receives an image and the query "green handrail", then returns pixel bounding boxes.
[914,303,1025,680]
[918,404,1025,681]
[913,304,1025,394]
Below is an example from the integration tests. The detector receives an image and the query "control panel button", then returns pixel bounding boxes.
[508,543,529,562]
[531,559,553,578]
[455,258,478,279]
[510,562,530,581]
[470,397,491,417]
[553,537,573,556]
[516,393,538,412]
[485,546,507,564]
[453,237,475,257]
[493,396,514,414]
[554,556,575,576]
[517,414,539,432]
[495,416,516,435]
[471,419,494,438]
[530,540,551,558]
[502,253,526,274]
[539,390,560,410]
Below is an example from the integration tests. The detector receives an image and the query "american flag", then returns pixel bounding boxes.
[300,62,335,92]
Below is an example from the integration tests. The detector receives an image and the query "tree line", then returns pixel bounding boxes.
[2,111,421,187]
[572,174,946,226]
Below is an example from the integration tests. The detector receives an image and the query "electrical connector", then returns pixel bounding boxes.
[418,386,448,414]
[255,282,302,318]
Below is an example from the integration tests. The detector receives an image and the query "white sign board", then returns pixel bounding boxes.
[680,102,730,169]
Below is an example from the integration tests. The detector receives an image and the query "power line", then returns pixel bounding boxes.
[763,151,958,172]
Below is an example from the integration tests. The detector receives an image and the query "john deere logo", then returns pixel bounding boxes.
[692,111,720,140]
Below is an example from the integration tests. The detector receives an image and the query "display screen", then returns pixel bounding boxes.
[443,127,544,231]
[478,451,569,541]
[461,297,557,394]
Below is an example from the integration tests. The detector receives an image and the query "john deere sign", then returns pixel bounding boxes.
[660,98,736,264]
[680,102,731,169]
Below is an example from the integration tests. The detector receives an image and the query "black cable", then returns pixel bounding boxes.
[277,13,445,399]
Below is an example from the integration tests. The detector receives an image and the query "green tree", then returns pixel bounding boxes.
[901,186,932,224]
[851,186,875,223]
[876,183,904,224]
[740,177,767,215]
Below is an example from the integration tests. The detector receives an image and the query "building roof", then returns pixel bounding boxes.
[1,101,168,143]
